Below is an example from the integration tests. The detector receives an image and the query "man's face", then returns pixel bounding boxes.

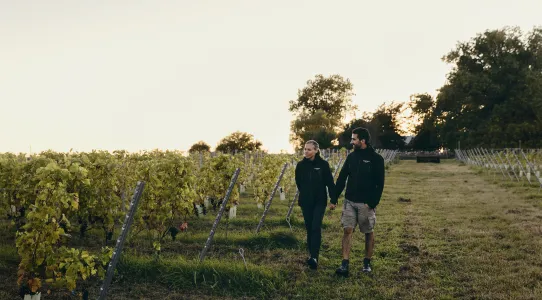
[351,134,362,149]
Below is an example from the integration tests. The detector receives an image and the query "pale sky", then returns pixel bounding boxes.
[1,1,541,154]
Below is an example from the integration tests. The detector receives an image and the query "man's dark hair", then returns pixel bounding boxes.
[352,127,371,144]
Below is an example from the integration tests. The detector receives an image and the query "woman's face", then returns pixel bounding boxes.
[304,143,317,160]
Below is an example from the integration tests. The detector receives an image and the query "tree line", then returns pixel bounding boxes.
[291,26,542,151]
[190,26,542,153]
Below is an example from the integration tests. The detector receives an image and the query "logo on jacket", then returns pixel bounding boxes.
[363,160,371,163]
[313,168,320,170]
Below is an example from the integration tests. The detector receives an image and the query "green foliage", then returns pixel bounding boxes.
[0,150,305,295]
[289,74,357,150]
[278,157,296,197]
[189,141,211,153]
[407,93,440,150]
[0,154,26,224]
[434,26,542,148]
[135,150,197,254]
[196,154,243,206]
[249,156,285,205]
[216,132,262,153]
[290,110,338,150]
[371,102,407,149]
[44,247,112,291]
[63,151,123,242]
[14,160,111,295]
[337,102,406,150]
[289,74,356,122]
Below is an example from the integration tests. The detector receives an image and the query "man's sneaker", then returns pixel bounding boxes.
[307,258,318,270]
[362,258,372,273]
[335,260,349,276]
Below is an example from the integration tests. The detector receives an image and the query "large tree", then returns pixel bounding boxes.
[290,110,338,150]
[337,103,406,150]
[216,132,262,153]
[408,93,440,150]
[371,102,406,149]
[435,27,542,148]
[289,74,357,121]
[289,74,357,149]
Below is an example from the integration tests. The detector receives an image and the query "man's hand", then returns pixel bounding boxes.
[329,203,337,210]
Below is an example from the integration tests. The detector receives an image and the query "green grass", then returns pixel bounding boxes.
[113,255,287,298]
[2,160,542,299]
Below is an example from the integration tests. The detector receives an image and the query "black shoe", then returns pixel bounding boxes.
[308,258,318,270]
[362,258,372,273]
[335,260,349,276]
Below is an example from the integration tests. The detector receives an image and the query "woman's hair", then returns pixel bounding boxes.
[305,140,321,157]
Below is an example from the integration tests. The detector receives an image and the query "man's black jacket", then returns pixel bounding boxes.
[333,146,385,209]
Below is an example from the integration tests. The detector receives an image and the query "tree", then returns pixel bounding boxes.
[216,132,262,153]
[435,26,542,148]
[289,74,357,121]
[408,93,440,150]
[290,110,338,150]
[410,93,435,119]
[370,102,407,150]
[289,74,357,149]
[337,115,375,149]
[189,141,211,153]
[337,102,406,150]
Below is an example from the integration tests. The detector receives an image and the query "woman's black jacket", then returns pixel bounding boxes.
[295,155,337,207]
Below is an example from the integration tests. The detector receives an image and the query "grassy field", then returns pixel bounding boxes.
[1,160,542,299]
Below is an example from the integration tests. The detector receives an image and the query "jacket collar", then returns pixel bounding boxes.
[353,145,375,153]
[302,154,323,163]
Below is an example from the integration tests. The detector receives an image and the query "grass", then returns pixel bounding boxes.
[114,256,287,298]
[1,160,542,299]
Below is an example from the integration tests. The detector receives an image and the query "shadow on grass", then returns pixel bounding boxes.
[236,230,300,250]
[174,230,301,250]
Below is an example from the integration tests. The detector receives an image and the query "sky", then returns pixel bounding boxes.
[1,0,541,154]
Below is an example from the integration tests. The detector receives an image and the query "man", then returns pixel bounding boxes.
[329,127,385,275]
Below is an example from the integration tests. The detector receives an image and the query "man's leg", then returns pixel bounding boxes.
[342,227,354,259]
[336,200,356,276]
[360,206,376,273]
[365,232,374,259]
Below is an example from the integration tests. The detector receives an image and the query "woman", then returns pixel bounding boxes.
[295,140,337,270]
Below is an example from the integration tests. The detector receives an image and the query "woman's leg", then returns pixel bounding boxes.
[301,205,314,258]
[309,204,327,260]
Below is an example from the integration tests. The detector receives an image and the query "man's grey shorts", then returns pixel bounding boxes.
[341,199,376,233]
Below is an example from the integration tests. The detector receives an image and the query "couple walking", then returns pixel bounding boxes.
[295,127,385,275]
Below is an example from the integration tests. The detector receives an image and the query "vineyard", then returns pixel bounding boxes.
[3,3,542,298]
[0,149,398,299]
[456,148,542,188]
[2,149,542,299]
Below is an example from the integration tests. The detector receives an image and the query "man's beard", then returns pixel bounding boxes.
[352,143,361,149]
